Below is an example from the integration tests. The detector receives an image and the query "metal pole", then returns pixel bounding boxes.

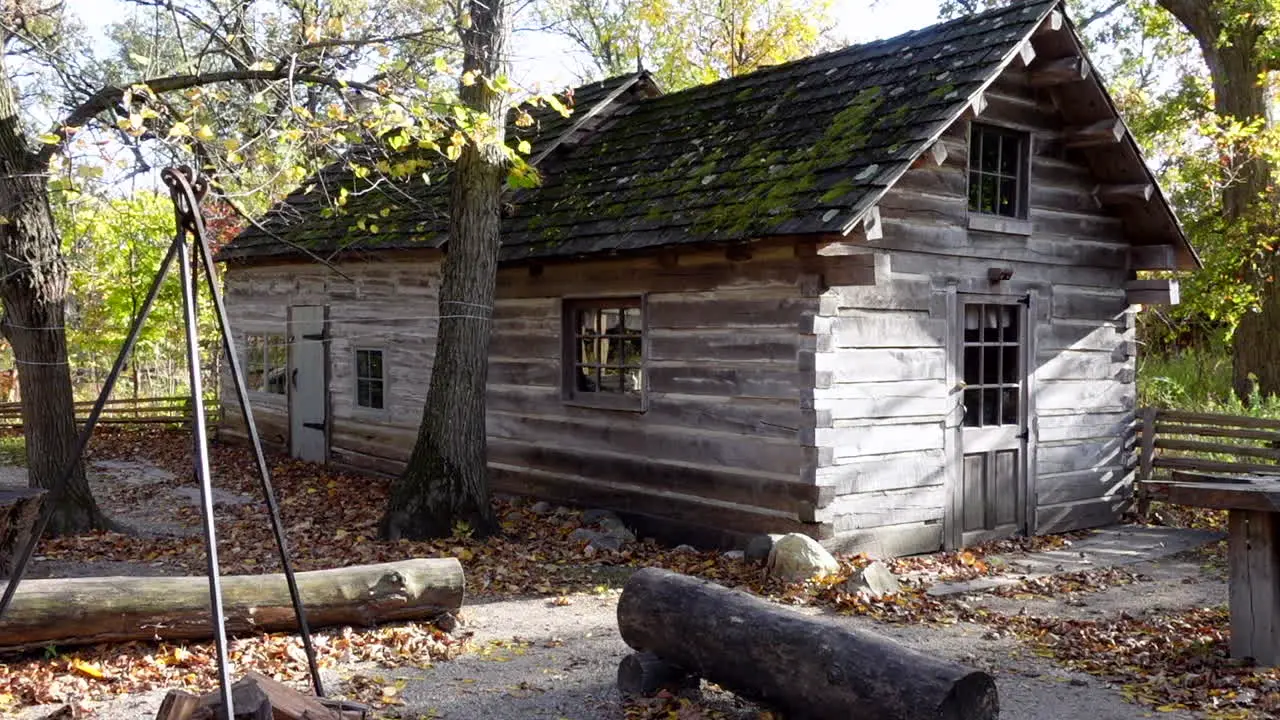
[190,190,325,696]
[0,236,181,619]
[177,225,235,720]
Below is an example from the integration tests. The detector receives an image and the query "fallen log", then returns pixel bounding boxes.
[617,567,998,720]
[156,672,367,720]
[0,558,463,653]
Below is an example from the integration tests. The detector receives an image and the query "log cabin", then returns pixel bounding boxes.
[216,0,1198,554]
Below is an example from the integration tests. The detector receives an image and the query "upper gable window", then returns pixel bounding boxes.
[968,124,1028,219]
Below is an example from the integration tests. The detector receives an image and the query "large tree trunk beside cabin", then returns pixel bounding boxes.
[0,59,107,535]
[1157,0,1280,400]
[380,0,507,540]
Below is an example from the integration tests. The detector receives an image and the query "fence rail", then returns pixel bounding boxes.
[0,395,203,428]
[1137,407,1280,512]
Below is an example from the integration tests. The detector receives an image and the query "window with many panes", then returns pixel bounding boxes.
[563,298,644,410]
[245,333,288,395]
[968,124,1028,218]
[961,303,1022,428]
[355,348,385,410]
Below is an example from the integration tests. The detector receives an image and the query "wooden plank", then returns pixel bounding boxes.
[1158,409,1280,431]
[829,313,946,349]
[488,438,816,514]
[1028,56,1089,88]
[814,380,949,421]
[1155,422,1280,443]
[1064,119,1125,149]
[1017,40,1037,67]
[820,485,947,530]
[815,449,948,494]
[1036,8,1064,34]
[1036,466,1133,506]
[1036,411,1136,443]
[1156,456,1280,478]
[646,296,808,329]
[817,348,947,383]
[648,330,798,363]
[1037,349,1122,381]
[1129,245,1180,271]
[1143,478,1280,512]
[874,219,1129,269]
[1036,321,1125,353]
[1095,183,1153,206]
[1037,437,1134,475]
[826,276,933,312]
[1035,495,1130,535]
[647,364,804,399]
[1035,381,1135,413]
[818,421,945,460]
[1139,407,1158,482]
[1052,287,1127,321]
[822,521,943,557]
[1228,510,1280,665]
[1155,437,1280,462]
[1125,278,1180,305]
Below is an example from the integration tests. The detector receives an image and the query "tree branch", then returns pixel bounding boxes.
[39,69,387,167]
[1078,0,1127,30]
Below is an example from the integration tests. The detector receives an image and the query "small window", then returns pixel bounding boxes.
[961,303,1022,428]
[245,333,287,394]
[355,349,385,410]
[968,125,1028,218]
[563,298,645,410]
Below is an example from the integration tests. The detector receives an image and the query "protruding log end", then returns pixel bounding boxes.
[941,671,1000,720]
[617,651,700,697]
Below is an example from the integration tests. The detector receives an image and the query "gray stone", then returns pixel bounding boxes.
[744,533,784,565]
[582,508,619,525]
[673,544,698,554]
[569,528,603,545]
[722,550,745,561]
[529,501,553,515]
[588,535,625,552]
[843,560,901,598]
[597,515,636,544]
[765,533,840,582]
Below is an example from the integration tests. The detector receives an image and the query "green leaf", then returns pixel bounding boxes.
[36,133,61,145]
[517,139,531,154]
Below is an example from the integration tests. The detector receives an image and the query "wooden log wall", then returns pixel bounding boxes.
[220,242,841,546]
[813,64,1138,553]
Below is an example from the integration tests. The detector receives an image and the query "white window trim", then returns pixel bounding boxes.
[352,346,389,415]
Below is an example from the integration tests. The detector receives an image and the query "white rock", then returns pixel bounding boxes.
[843,560,901,598]
[765,533,839,582]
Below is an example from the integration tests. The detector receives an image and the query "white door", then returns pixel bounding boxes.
[289,305,328,462]
[955,297,1029,546]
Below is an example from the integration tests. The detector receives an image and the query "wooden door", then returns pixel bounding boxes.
[288,305,328,463]
[956,297,1028,546]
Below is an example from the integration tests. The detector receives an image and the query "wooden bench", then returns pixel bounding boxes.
[1144,471,1280,665]
[0,487,45,576]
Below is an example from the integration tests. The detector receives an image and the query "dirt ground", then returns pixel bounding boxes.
[3,456,1231,720]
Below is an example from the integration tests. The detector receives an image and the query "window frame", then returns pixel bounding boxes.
[353,346,388,413]
[959,300,1025,429]
[966,122,1032,230]
[244,330,289,397]
[560,296,648,412]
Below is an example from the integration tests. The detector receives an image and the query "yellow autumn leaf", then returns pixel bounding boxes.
[195,125,215,141]
[70,658,106,679]
[168,121,191,138]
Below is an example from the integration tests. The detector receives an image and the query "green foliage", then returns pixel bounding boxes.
[537,0,837,90]
[1139,348,1280,418]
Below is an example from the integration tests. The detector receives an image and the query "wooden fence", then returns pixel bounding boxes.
[0,395,206,428]
[1137,408,1280,482]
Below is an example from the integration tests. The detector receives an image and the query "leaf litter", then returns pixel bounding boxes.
[2,428,1271,718]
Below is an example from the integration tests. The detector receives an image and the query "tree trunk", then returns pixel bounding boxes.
[616,568,999,720]
[0,558,463,653]
[380,0,508,540]
[0,50,107,535]
[1157,0,1280,400]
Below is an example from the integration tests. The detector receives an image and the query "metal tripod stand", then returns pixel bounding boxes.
[0,166,323,719]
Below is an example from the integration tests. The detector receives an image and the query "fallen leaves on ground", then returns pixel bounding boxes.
[0,620,463,710]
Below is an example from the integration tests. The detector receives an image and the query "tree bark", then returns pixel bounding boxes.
[380,0,508,540]
[0,47,108,535]
[1157,0,1280,400]
[0,558,463,653]
[616,568,999,720]
[0,488,44,575]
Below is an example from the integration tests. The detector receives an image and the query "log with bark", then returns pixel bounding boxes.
[155,671,367,720]
[616,567,998,720]
[0,558,462,653]
[0,487,44,576]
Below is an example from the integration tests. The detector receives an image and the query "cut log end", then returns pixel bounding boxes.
[617,651,700,697]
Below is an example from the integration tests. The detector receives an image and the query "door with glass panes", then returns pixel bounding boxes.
[957,297,1028,546]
